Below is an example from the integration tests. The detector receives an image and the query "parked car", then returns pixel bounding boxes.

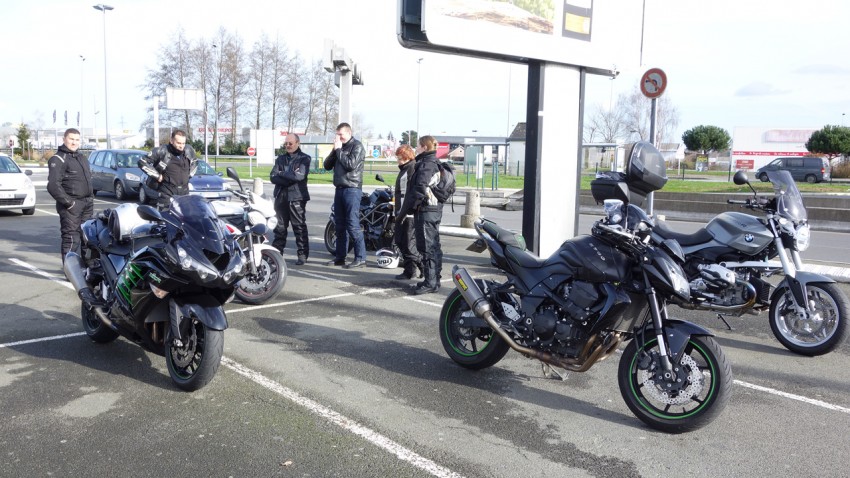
[0,154,36,215]
[138,159,231,205]
[756,156,830,183]
[88,149,147,200]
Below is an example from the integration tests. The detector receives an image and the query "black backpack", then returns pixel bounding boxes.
[430,161,456,204]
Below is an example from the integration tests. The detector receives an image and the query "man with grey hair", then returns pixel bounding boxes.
[271,133,312,265]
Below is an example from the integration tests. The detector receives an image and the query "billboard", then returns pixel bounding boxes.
[399,0,643,75]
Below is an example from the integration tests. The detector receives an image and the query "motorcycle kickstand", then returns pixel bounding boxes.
[716,313,733,331]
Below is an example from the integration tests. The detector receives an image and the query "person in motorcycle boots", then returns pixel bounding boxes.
[397,135,443,295]
[146,130,197,210]
[270,133,312,265]
[392,144,422,280]
[47,128,94,263]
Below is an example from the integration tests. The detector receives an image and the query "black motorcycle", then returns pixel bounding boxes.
[63,195,254,391]
[650,170,849,356]
[323,174,396,253]
[442,142,732,433]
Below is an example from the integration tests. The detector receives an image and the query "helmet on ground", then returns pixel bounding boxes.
[375,248,399,269]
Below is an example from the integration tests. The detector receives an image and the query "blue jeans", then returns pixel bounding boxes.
[334,187,366,262]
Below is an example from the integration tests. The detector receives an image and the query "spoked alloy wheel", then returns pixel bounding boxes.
[439,285,509,370]
[618,335,732,433]
[769,282,849,356]
[234,249,287,305]
[165,319,224,391]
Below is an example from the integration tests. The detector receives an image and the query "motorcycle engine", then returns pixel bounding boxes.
[521,281,602,356]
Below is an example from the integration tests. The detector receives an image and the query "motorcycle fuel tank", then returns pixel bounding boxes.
[705,212,773,255]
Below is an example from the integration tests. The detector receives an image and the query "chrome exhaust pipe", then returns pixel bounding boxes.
[63,252,117,331]
[451,266,619,372]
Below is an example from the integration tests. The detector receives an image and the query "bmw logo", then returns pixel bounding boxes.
[744,233,754,243]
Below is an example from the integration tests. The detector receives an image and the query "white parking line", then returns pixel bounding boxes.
[9,258,74,290]
[221,357,465,478]
[734,379,850,414]
[0,332,86,348]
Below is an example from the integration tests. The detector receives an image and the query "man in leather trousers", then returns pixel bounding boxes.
[396,135,443,295]
[47,128,94,261]
[270,133,312,265]
[323,122,367,269]
[146,130,197,210]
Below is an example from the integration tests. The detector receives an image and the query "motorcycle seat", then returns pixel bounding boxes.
[505,245,547,269]
[653,220,713,246]
[481,221,525,250]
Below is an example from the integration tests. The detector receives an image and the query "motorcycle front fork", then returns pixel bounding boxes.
[643,280,675,375]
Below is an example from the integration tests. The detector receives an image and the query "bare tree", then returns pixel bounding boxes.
[246,34,273,129]
[276,52,307,133]
[618,86,680,145]
[303,60,327,134]
[583,103,626,143]
[318,69,339,135]
[221,35,247,143]
[267,38,291,129]
[141,27,196,137]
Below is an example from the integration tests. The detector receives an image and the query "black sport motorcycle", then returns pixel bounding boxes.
[650,169,849,356]
[63,195,253,391]
[324,174,396,253]
[443,142,732,433]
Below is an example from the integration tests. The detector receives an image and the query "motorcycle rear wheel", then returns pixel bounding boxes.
[324,221,355,255]
[81,302,119,343]
[769,282,849,356]
[618,335,732,433]
[235,249,287,305]
[439,285,509,370]
[165,319,224,392]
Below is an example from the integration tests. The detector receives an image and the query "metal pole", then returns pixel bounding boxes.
[93,4,113,149]
[416,58,423,136]
[79,55,85,135]
[647,97,658,214]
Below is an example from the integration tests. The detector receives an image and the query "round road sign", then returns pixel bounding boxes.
[247,147,256,156]
[640,68,667,98]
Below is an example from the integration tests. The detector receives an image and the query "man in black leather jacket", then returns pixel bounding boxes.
[323,122,366,268]
[271,133,312,265]
[396,135,443,294]
[146,130,197,209]
[47,128,93,261]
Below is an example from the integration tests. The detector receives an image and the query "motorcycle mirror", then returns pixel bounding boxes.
[226,167,243,191]
[137,205,164,222]
[732,170,749,186]
[375,174,384,183]
[249,223,267,236]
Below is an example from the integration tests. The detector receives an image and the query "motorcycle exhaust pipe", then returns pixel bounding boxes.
[451,266,618,372]
[63,252,117,330]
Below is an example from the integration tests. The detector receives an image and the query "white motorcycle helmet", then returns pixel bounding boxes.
[375,248,400,269]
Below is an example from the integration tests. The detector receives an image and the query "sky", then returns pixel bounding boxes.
[3,0,849,143]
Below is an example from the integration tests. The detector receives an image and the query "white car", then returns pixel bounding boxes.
[0,154,36,215]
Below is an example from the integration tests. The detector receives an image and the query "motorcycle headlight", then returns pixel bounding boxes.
[795,224,810,252]
[671,269,690,299]
[176,245,220,282]
[266,216,278,230]
[247,210,266,227]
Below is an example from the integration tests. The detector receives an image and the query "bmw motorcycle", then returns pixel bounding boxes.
[651,169,849,356]
[212,167,286,305]
[443,142,732,433]
[323,174,396,253]
[63,195,253,391]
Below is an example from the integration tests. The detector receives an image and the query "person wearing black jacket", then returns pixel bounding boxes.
[146,130,197,209]
[323,122,367,269]
[392,144,422,280]
[270,133,312,265]
[47,128,93,261]
[396,135,442,294]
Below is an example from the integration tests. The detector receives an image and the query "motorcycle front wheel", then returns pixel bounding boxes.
[165,319,224,392]
[618,335,732,434]
[439,285,510,370]
[234,248,287,305]
[769,282,849,356]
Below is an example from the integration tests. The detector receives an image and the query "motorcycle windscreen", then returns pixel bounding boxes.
[167,195,228,255]
[767,170,807,222]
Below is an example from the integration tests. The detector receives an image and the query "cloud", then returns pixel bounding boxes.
[735,82,790,97]
[792,64,850,75]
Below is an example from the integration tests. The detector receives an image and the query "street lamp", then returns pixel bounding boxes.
[416,58,423,138]
[93,4,113,149]
[79,55,85,137]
